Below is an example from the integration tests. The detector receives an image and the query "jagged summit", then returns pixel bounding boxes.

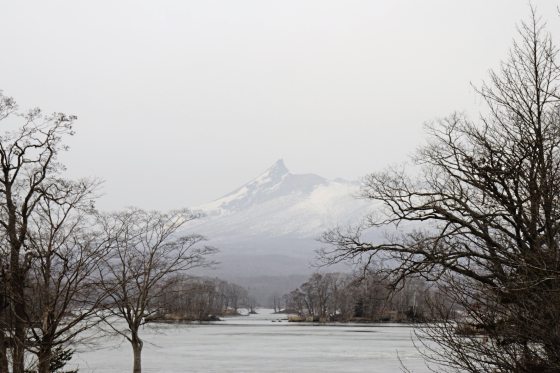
[266,159,289,177]
[249,159,290,188]
[201,159,326,212]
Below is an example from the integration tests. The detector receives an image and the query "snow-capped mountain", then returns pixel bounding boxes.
[186,160,373,276]
[201,159,327,213]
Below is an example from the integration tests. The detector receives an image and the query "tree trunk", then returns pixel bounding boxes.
[11,273,26,373]
[37,346,52,373]
[0,328,8,373]
[12,317,25,373]
[131,336,143,373]
[8,212,26,373]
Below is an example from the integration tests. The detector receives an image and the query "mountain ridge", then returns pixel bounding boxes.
[199,159,329,213]
[186,159,372,277]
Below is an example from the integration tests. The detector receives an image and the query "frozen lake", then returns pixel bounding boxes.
[72,309,431,372]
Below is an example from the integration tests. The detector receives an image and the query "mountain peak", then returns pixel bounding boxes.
[201,159,328,212]
[264,159,289,178]
[273,158,287,168]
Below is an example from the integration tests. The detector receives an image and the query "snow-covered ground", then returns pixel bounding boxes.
[72,309,431,373]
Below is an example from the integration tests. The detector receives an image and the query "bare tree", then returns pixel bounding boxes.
[283,271,427,322]
[156,276,220,321]
[299,273,334,321]
[223,283,248,314]
[98,208,216,373]
[24,178,107,373]
[0,92,76,373]
[321,11,560,372]
[270,293,282,313]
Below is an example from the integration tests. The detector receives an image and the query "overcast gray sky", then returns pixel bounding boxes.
[1,1,559,210]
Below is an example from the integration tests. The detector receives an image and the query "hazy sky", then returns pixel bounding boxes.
[1,1,559,210]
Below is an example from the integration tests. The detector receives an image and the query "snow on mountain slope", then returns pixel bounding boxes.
[200,159,327,213]
[185,160,373,276]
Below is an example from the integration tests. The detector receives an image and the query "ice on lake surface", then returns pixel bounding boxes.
[73,309,431,372]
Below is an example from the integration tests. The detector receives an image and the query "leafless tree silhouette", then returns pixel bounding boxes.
[0,92,76,373]
[98,208,216,373]
[25,179,107,373]
[322,10,560,372]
